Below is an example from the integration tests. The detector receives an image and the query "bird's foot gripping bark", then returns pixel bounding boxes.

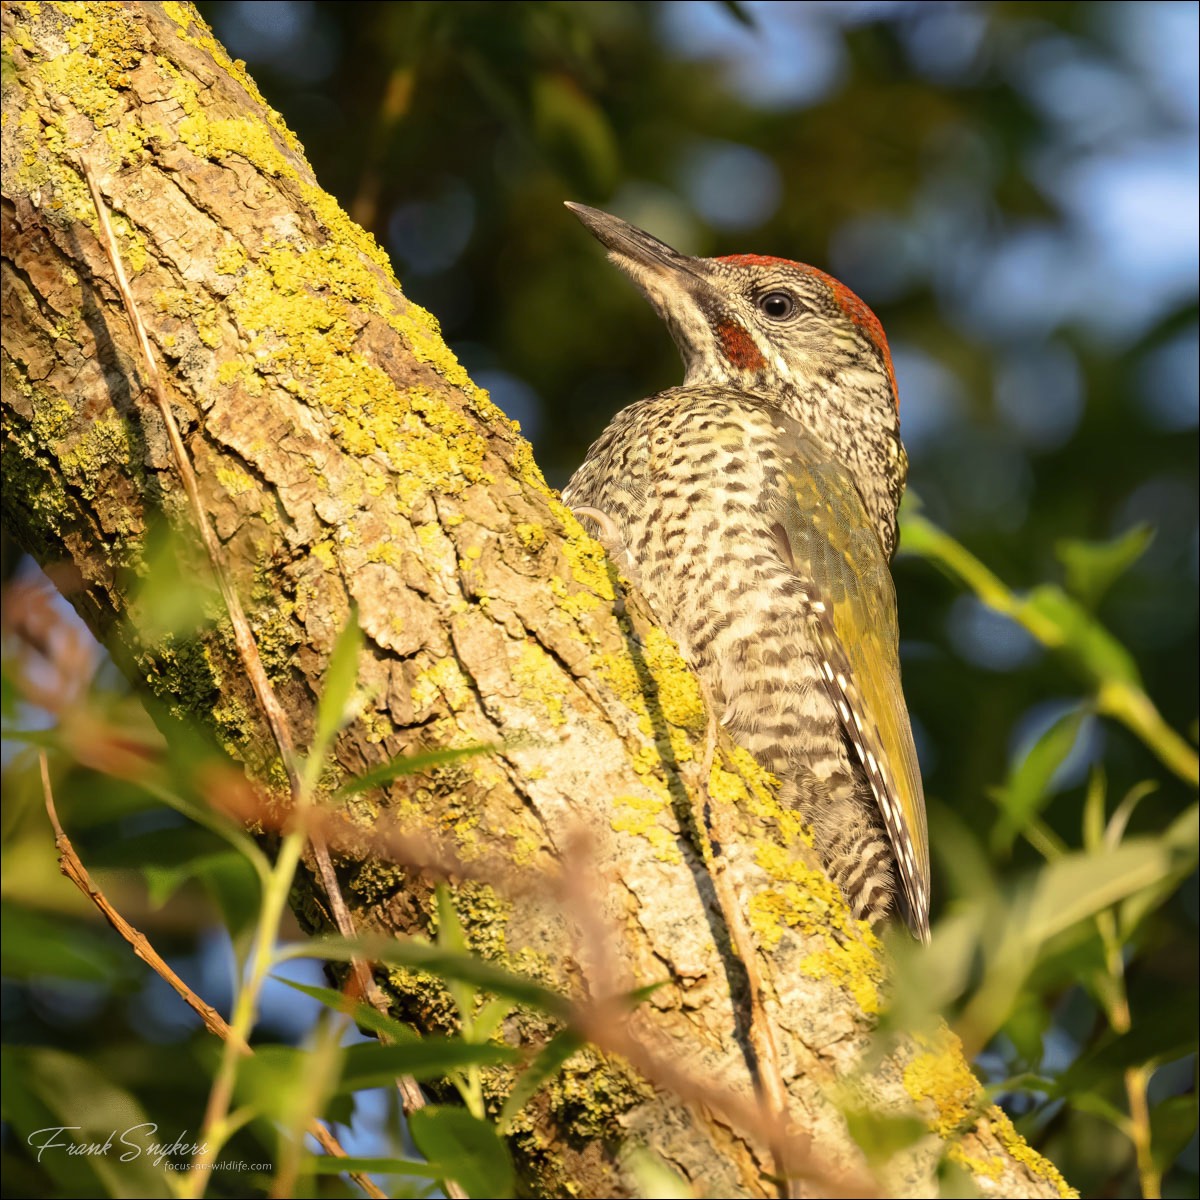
[572,506,641,586]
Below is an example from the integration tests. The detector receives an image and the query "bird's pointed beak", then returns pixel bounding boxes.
[565,203,717,374]
[565,203,695,279]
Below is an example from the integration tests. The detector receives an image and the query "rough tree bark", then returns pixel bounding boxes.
[1,4,1073,1197]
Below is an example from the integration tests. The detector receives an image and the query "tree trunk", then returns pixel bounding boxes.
[0,3,1072,1197]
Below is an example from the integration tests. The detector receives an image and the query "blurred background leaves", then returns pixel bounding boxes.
[2,2,1196,1196]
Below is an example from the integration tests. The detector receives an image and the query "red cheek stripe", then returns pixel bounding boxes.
[716,319,766,370]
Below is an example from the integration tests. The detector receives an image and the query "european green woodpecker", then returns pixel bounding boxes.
[562,203,930,941]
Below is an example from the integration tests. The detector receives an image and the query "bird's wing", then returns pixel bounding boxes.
[767,425,930,940]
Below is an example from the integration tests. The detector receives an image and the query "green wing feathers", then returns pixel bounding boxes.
[772,431,931,938]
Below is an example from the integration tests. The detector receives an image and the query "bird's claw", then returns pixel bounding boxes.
[572,506,641,586]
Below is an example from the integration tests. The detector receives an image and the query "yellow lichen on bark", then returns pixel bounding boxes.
[1,5,1078,1196]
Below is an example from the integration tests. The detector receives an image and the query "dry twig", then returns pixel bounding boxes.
[38,752,387,1200]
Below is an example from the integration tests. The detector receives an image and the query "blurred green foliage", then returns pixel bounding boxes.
[2,2,1196,1197]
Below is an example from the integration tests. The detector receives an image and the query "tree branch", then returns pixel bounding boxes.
[0,3,1073,1196]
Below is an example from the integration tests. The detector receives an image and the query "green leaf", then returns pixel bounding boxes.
[335,743,497,797]
[306,1154,445,1177]
[1023,834,1196,946]
[1082,768,1107,854]
[138,778,271,886]
[1023,585,1142,687]
[255,1043,359,1131]
[275,978,421,1043]
[472,995,516,1044]
[281,936,571,1019]
[625,1145,696,1198]
[843,1107,928,1166]
[1051,1002,1198,1099]
[0,903,130,982]
[624,980,671,1006]
[983,1072,1058,1099]
[1056,524,1153,609]
[897,512,1195,782]
[0,1045,172,1197]
[899,512,1144,685]
[1069,1090,1131,1129]
[1004,992,1054,1068]
[1118,802,1199,936]
[498,1028,584,1132]
[937,1155,983,1199]
[949,815,1200,1050]
[338,1040,519,1092]
[1105,780,1158,850]
[886,906,989,1027]
[436,884,477,1027]
[308,609,364,778]
[86,825,255,911]
[436,884,469,954]
[531,72,618,194]
[1023,923,1107,995]
[1151,1093,1199,1172]
[408,1106,514,1199]
[84,821,217,869]
[992,706,1088,853]
[194,848,262,938]
[125,518,220,640]
[236,1044,321,1128]
[1,727,59,747]
[931,798,1004,898]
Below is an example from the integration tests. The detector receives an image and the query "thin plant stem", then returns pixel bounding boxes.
[1096,907,1160,1199]
[38,751,387,1200]
[902,513,1197,786]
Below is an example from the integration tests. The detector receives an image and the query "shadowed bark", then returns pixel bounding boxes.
[0,3,1073,1196]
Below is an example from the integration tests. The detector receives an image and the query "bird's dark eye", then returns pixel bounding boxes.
[757,291,796,320]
